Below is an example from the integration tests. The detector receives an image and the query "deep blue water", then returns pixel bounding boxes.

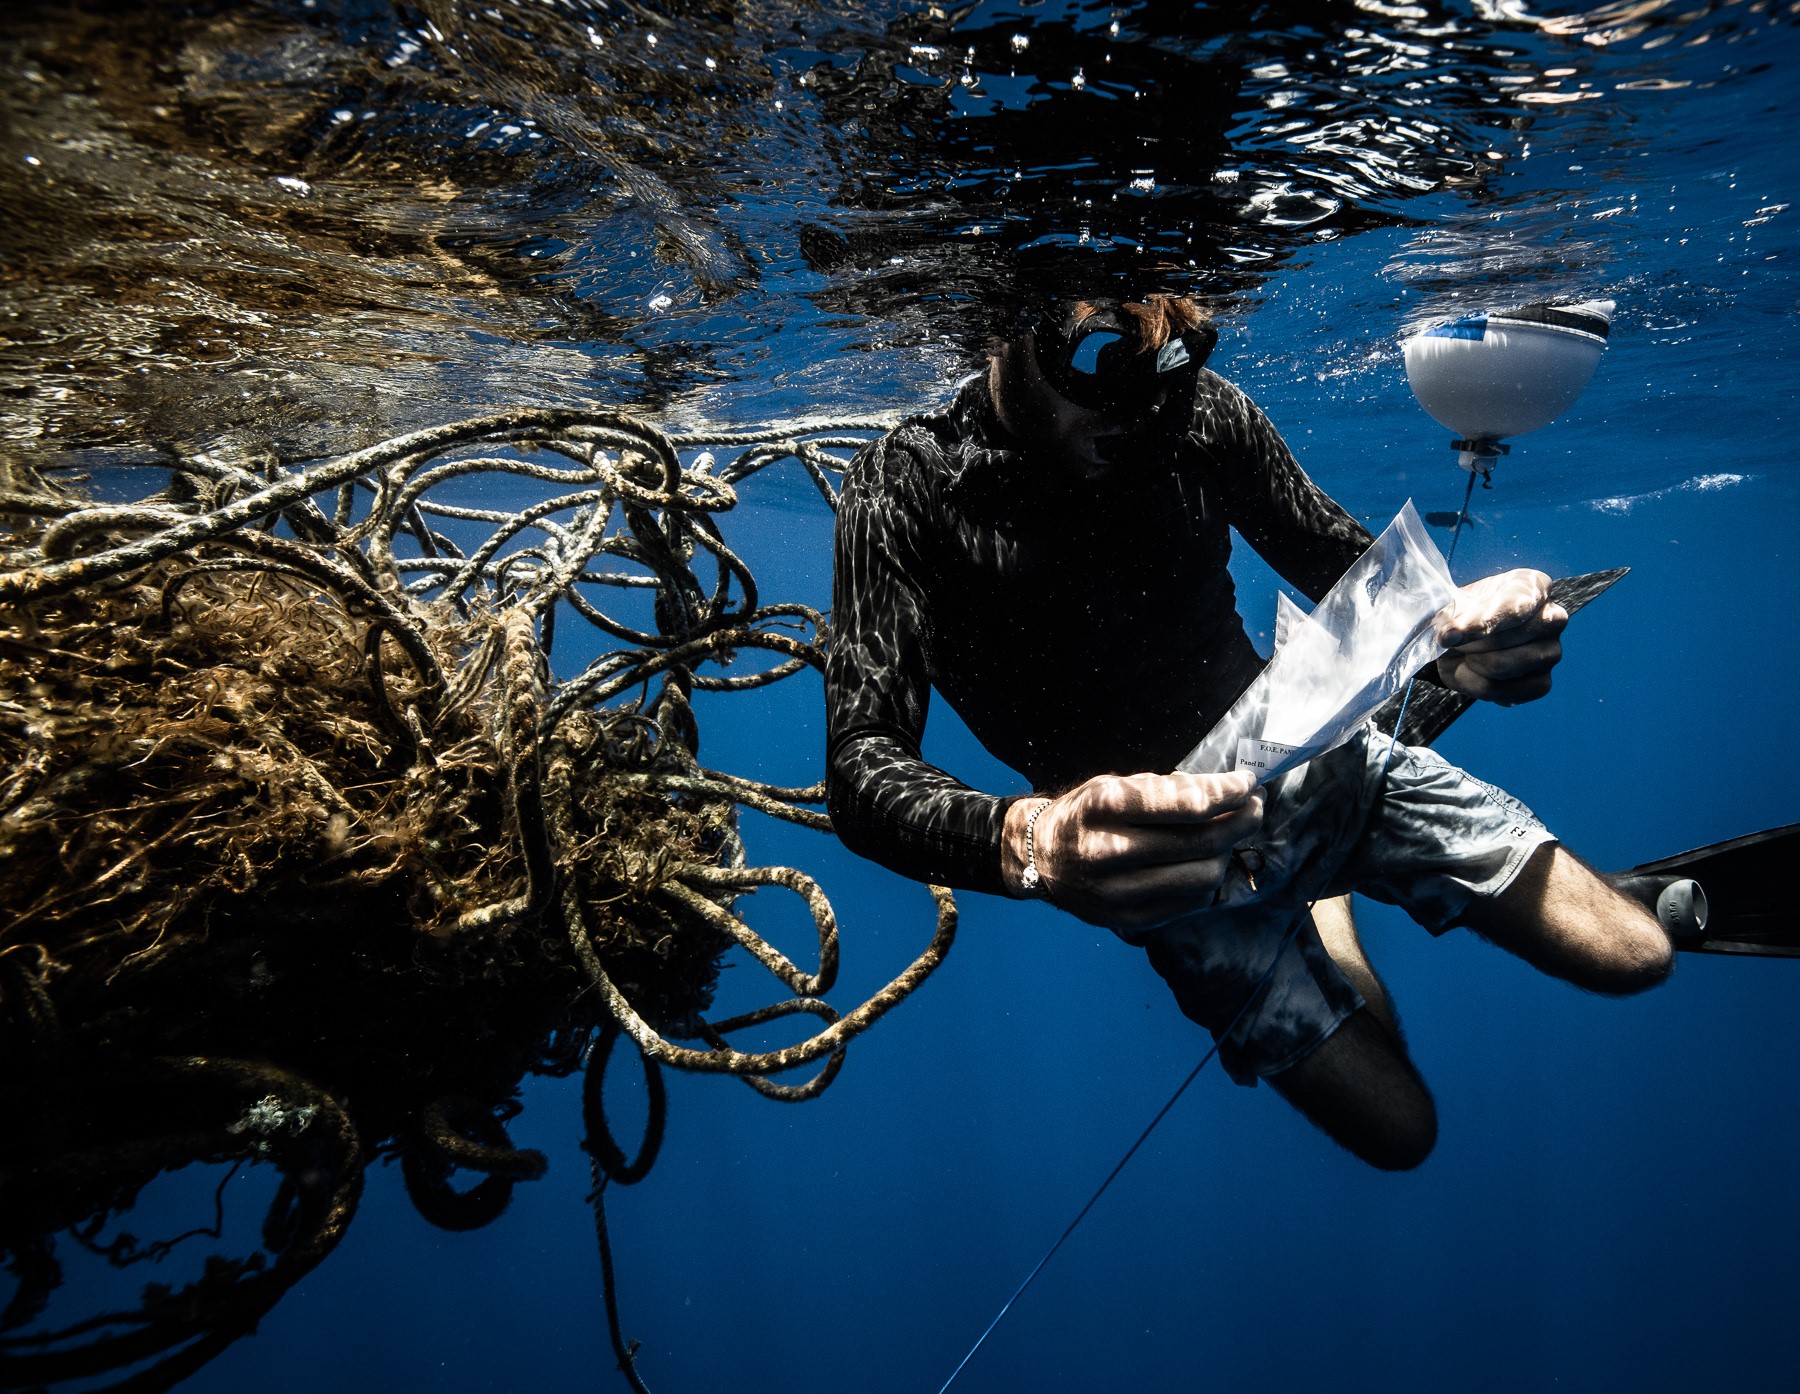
[7,2,1800,1391]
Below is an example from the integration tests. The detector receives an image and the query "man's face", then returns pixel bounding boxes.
[988,336,1175,481]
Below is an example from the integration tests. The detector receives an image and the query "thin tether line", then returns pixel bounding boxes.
[1385,466,1480,767]
[1444,466,1480,566]
[934,1045,1220,1394]
[936,912,1305,1393]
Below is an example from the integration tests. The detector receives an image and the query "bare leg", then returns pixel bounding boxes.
[1309,893,1397,1033]
[1266,897,1437,1171]
[1267,1006,1437,1171]
[1260,852,1672,1172]
[1459,843,1674,994]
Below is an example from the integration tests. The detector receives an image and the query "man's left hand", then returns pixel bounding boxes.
[1433,568,1567,705]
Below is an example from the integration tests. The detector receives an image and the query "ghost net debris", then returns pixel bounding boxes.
[0,409,957,1098]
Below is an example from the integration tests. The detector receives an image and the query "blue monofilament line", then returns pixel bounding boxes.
[936,911,1306,1392]
[1385,467,1480,770]
[933,1041,1223,1394]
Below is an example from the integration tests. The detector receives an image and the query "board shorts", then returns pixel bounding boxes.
[1136,725,1556,1086]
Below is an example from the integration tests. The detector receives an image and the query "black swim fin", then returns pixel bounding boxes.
[1370,568,1630,749]
[1360,567,1795,957]
[1619,824,1800,958]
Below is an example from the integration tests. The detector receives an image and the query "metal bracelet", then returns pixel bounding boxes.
[1020,798,1052,895]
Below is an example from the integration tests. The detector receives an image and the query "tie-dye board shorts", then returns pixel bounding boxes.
[1138,725,1556,1085]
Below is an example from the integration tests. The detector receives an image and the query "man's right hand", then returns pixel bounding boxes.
[1002,770,1265,933]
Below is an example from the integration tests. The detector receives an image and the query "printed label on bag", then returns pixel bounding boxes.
[1235,737,1298,775]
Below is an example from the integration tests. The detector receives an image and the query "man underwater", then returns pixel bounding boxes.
[824,293,1673,1170]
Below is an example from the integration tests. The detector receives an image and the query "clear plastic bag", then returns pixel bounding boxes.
[1177,500,1458,783]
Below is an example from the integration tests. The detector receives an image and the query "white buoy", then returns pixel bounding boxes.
[1403,299,1614,471]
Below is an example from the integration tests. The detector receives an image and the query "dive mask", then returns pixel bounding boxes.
[1031,301,1216,416]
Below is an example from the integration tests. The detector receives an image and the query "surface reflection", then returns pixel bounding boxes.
[7,0,1782,460]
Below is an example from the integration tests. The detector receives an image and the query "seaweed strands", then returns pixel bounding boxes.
[0,409,957,1096]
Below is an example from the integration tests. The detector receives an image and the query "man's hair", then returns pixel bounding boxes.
[1068,294,1210,354]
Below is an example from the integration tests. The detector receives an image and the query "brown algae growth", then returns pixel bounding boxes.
[0,410,957,1092]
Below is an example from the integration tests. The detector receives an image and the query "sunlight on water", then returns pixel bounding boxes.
[3,0,1793,460]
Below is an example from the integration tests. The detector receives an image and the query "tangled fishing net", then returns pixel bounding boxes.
[0,408,956,1096]
[0,408,962,1387]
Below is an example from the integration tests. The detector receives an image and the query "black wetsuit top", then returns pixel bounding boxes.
[824,370,1372,897]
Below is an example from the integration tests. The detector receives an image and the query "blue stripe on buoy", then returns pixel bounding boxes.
[1424,314,1488,341]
